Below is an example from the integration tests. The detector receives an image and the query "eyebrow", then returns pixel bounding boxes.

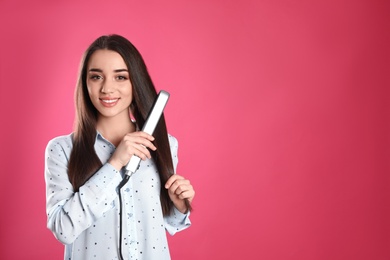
[88,68,129,73]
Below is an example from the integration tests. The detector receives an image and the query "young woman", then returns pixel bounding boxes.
[45,34,195,260]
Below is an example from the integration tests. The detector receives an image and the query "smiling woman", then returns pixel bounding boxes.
[44,34,195,260]
[86,50,134,126]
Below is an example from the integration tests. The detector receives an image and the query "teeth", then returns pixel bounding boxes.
[102,99,118,103]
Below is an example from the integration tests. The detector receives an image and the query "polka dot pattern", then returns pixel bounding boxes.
[45,133,191,260]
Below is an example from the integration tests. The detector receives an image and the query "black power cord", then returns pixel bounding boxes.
[117,175,131,260]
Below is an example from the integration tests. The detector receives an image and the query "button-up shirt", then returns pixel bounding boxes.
[45,132,191,260]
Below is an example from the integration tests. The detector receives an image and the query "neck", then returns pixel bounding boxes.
[96,114,136,147]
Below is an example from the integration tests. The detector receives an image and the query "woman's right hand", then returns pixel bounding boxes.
[108,132,157,171]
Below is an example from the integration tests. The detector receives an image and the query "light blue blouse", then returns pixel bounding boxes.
[45,133,191,260]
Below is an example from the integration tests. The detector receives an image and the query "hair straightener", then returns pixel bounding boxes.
[124,90,170,177]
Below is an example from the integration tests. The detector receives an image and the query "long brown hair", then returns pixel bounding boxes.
[68,34,175,215]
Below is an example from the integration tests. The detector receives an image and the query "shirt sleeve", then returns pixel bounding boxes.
[164,207,191,235]
[164,135,192,235]
[44,137,122,245]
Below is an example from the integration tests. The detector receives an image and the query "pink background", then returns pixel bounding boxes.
[0,0,389,259]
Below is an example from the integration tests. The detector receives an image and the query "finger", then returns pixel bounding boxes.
[121,139,145,160]
[123,136,156,152]
[135,143,152,159]
[126,135,157,151]
[172,182,191,195]
[129,144,152,160]
[174,185,193,199]
[165,175,185,189]
[168,180,191,195]
[140,144,152,158]
[140,139,157,151]
[177,190,195,201]
[127,131,155,141]
[131,150,147,160]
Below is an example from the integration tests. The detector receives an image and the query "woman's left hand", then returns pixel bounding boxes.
[165,174,195,214]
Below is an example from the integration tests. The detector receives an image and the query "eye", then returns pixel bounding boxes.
[116,75,128,81]
[89,74,103,80]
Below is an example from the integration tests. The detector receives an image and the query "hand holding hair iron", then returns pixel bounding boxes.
[125,90,170,176]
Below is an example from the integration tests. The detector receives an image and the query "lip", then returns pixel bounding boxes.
[99,97,119,107]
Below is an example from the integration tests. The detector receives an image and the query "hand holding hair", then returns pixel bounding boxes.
[165,174,195,214]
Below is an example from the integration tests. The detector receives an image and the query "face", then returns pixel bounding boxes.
[86,49,133,120]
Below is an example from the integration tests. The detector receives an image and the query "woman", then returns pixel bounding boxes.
[45,34,194,260]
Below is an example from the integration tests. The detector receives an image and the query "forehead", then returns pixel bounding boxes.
[88,49,127,70]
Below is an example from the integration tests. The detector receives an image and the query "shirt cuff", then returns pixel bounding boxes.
[164,206,191,235]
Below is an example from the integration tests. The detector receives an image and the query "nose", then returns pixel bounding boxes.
[101,78,115,93]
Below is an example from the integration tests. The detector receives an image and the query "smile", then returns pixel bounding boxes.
[101,99,119,103]
[99,98,119,107]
